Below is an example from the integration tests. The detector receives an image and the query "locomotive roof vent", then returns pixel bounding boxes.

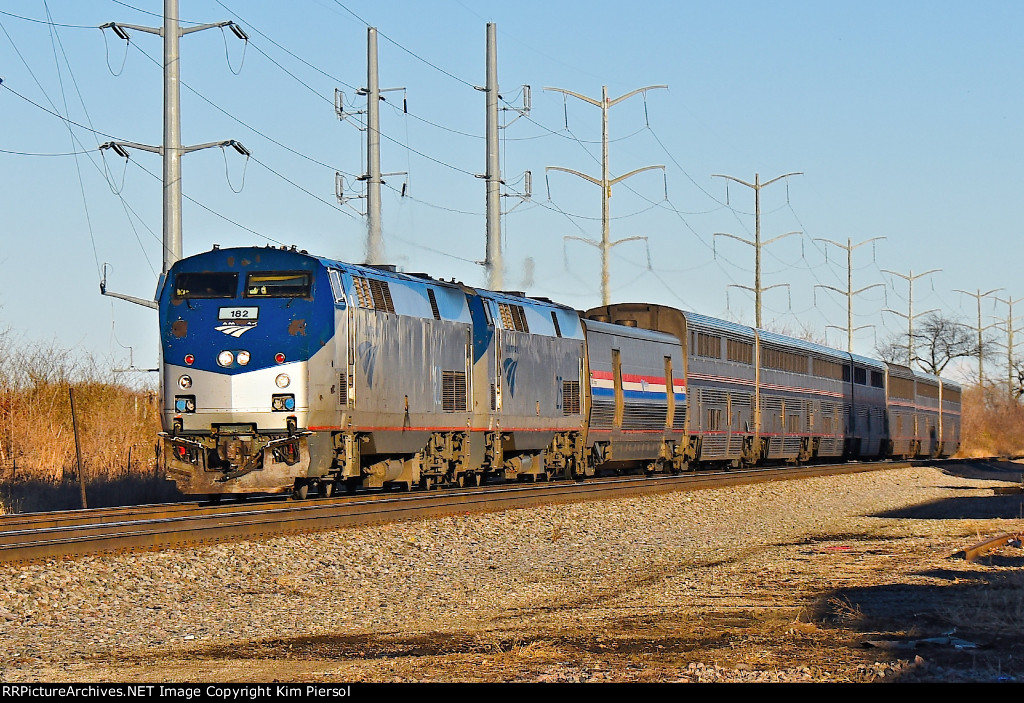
[501,290,526,297]
[369,264,398,272]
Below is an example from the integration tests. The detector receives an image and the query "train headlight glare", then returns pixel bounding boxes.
[217,350,234,367]
[275,373,291,388]
[177,375,192,389]
[236,351,251,366]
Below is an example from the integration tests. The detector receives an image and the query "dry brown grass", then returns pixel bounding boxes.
[939,570,1024,639]
[960,385,1024,457]
[0,337,168,512]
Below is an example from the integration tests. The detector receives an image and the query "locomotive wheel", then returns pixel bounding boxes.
[207,494,223,504]
[293,481,309,500]
[344,478,359,495]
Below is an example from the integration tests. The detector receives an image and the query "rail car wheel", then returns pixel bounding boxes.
[344,478,359,495]
[320,480,334,498]
[293,480,309,500]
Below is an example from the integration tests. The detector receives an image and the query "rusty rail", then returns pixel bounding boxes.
[955,532,1024,562]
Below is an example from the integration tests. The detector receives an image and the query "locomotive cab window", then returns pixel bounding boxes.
[244,272,312,298]
[328,269,347,305]
[173,272,238,299]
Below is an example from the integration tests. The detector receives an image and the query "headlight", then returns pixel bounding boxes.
[236,351,251,366]
[217,350,234,367]
[177,375,192,389]
[272,394,295,411]
[275,373,291,388]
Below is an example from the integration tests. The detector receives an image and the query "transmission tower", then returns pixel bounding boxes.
[814,237,885,353]
[882,268,940,366]
[953,287,1002,385]
[99,0,249,280]
[335,28,406,265]
[712,172,801,329]
[544,84,666,306]
[992,295,1023,397]
[474,23,531,291]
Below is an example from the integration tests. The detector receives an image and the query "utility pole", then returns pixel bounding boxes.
[475,25,531,291]
[814,237,885,353]
[954,287,1002,385]
[100,0,249,277]
[335,28,406,265]
[883,268,940,366]
[712,172,801,329]
[545,84,666,306]
[364,27,383,265]
[482,23,502,290]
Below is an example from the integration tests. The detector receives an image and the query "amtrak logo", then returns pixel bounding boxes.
[357,341,378,387]
[502,357,518,398]
[215,323,257,338]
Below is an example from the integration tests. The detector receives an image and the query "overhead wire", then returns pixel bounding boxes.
[41,0,105,277]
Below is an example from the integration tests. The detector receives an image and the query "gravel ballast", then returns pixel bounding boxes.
[0,463,1021,683]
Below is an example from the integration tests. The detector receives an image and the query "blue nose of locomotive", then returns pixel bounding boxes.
[158,246,334,433]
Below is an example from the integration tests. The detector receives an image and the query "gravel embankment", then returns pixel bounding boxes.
[0,465,1019,683]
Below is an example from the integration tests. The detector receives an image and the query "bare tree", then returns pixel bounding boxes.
[1009,360,1024,399]
[875,313,978,376]
[765,321,830,347]
[914,313,978,376]
[874,335,910,366]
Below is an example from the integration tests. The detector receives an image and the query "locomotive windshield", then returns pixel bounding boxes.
[172,272,238,299]
[244,271,312,298]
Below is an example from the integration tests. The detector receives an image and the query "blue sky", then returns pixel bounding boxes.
[1,1,1022,381]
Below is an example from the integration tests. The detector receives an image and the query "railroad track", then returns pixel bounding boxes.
[0,459,925,564]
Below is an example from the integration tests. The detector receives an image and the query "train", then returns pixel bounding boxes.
[158,244,961,498]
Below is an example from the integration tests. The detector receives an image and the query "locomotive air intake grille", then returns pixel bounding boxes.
[442,371,468,412]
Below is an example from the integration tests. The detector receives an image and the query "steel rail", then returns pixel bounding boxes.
[956,532,1024,562]
[0,459,924,564]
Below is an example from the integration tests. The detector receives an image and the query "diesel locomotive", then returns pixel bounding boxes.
[159,245,961,498]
